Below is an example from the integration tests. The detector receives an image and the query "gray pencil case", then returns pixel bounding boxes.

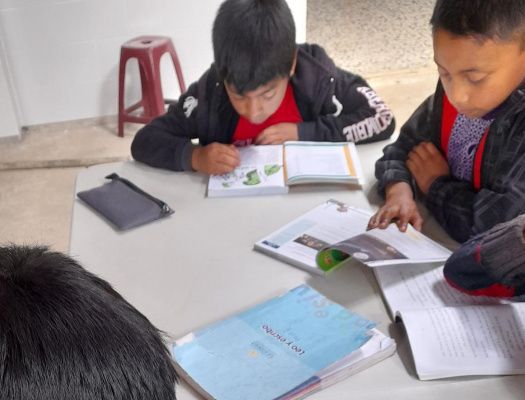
[77,173,173,230]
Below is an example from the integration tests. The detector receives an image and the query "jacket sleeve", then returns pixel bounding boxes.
[426,148,525,242]
[374,94,436,195]
[297,69,395,144]
[130,78,203,171]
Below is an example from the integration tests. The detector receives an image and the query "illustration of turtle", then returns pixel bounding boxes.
[264,164,281,176]
[243,169,261,185]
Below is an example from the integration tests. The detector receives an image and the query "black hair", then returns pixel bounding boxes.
[212,0,296,94]
[0,245,177,400]
[430,0,525,43]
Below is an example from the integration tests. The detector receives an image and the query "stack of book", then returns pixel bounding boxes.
[171,285,395,400]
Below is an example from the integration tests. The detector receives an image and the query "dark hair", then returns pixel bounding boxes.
[0,245,177,400]
[430,0,525,43]
[212,0,296,94]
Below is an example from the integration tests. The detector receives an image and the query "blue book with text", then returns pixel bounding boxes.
[171,285,395,400]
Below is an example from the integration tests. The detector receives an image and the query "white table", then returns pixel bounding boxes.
[69,143,525,400]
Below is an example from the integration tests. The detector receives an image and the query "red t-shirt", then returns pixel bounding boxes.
[232,83,303,146]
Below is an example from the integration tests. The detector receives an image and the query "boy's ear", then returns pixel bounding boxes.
[289,50,298,76]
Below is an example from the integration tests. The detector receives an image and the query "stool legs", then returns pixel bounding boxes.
[117,36,185,137]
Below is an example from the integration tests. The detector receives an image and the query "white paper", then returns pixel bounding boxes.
[255,200,371,274]
[207,145,287,197]
[373,264,502,316]
[399,304,525,379]
[284,142,364,185]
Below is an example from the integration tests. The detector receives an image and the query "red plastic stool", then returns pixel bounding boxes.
[118,35,186,137]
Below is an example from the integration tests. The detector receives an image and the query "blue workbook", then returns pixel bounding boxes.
[171,285,395,400]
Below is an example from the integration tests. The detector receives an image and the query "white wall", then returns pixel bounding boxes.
[0,0,307,130]
[0,35,20,138]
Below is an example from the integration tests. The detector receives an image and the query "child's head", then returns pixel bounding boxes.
[212,0,297,124]
[0,245,177,400]
[430,0,525,118]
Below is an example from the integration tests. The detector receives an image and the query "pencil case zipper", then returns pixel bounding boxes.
[105,173,172,214]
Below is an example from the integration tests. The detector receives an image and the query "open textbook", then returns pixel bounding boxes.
[171,285,395,400]
[207,142,364,197]
[254,199,452,275]
[373,264,525,379]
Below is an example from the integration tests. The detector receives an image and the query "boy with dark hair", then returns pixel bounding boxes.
[370,0,525,245]
[131,0,395,175]
[0,245,177,400]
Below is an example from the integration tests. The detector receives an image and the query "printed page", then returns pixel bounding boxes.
[373,264,503,317]
[254,199,372,274]
[399,303,525,379]
[284,142,363,184]
[316,225,452,271]
[207,145,286,197]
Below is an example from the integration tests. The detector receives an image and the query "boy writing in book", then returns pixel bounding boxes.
[0,245,178,400]
[369,0,525,243]
[131,0,395,175]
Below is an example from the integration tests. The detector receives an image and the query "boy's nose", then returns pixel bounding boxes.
[448,82,470,109]
[246,99,264,122]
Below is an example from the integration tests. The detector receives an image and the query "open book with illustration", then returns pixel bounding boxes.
[254,199,452,275]
[373,263,525,379]
[207,142,364,197]
[171,285,395,400]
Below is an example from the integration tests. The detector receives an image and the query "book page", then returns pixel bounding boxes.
[284,142,363,184]
[399,303,525,379]
[207,145,286,196]
[373,264,503,317]
[254,200,372,273]
[316,224,451,271]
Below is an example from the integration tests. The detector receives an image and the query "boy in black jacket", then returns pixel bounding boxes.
[0,245,178,400]
[131,0,395,174]
[370,0,525,243]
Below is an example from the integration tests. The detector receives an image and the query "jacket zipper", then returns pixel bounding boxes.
[105,173,172,214]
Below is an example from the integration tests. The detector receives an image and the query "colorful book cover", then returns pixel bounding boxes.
[171,285,376,400]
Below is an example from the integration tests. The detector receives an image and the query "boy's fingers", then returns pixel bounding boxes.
[423,142,438,154]
[368,213,381,230]
[410,212,424,231]
[256,132,280,145]
[395,214,409,232]
[395,219,408,232]
[255,128,273,144]
[377,207,397,228]
[218,153,240,168]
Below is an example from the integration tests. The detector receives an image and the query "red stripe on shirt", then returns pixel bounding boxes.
[441,94,458,157]
[473,129,489,191]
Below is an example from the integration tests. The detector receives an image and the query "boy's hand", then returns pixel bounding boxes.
[368,181,423,232]
[191,143,240,175]
[255,123,299,145]
[407,142,449,194]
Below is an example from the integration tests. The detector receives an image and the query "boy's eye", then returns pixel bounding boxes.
[262,91,275,100]
[467,76,486,85]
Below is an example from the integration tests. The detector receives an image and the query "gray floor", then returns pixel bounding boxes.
[307,0,435,75]
[0,1,439,253]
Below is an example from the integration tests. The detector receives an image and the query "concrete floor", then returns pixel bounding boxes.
[0,1,439,253]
